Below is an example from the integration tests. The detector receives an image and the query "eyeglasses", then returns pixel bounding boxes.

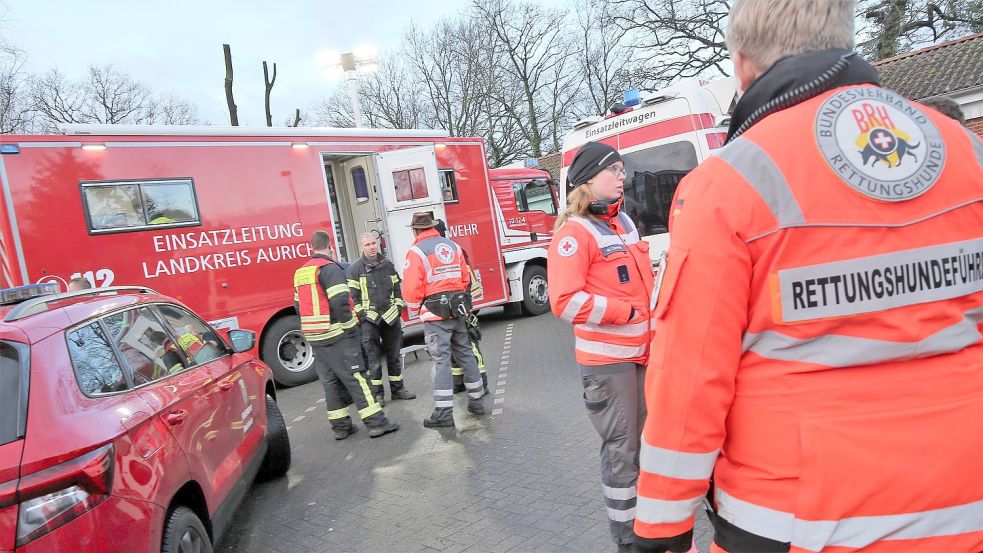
[604,165,627,176]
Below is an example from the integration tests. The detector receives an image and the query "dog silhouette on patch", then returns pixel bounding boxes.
[860,132,920,168]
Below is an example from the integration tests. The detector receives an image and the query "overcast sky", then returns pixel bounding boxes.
[3,0,515,125]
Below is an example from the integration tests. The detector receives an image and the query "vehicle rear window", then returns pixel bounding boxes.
[101,308,188,386]
[621,141,698,235]
[80,179,200,233]
[0,341,29,446]
[68,323,129,396]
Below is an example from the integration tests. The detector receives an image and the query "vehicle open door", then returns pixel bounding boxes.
[374,146,446,275]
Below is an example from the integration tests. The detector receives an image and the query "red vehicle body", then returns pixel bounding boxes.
[0,126,550,386]
[0,285,289,553]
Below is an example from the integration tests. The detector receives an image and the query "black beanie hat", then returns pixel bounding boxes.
[566,141,623,192]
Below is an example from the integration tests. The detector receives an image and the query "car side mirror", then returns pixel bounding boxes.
[227,329,256,353]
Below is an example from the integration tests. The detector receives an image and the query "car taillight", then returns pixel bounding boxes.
[14,443,114,547]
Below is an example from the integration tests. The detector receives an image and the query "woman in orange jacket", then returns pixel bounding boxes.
[548,141,655,552]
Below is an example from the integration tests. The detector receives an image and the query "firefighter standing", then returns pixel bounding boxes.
[402,212,486,428]
[347,232,416,405]
[294,230,399,440]
[633,1,983,551]
[434,219,489,395]
[548,141,655,552]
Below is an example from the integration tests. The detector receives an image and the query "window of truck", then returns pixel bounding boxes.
[393,168,428,202]
[351,166,369,204]
[81,179,200,234]
[621,142,698,236]
[513,179,556,215]
[439,169,458,203]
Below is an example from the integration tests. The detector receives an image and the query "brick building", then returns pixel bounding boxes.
[874,32,983,135]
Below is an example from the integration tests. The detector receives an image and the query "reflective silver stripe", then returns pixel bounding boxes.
[640,442,719,480]
[467,390,484,398]
[577,319,649,337]
[717,138,805,226]
[964,127,983,168]
[561,291,590,323]
[587,295,607,324]
[635,494,702,525]
[575,338,646,358]
[464,380,483,389]
[433,389,453,395]
[602,484,637,501]
[776,237,983,322]
[409,246,431,274]
[744,306,983,367]
[716,488,983,552]
[405,301,421,309]
[569,216,637,247]
[427,271,462,282]
[434,400,454,407]
[606,506,636,522]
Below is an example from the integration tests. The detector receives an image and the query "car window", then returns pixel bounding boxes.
[67,322,129,395]
[157,305,228,365]
[0,341,29,445]
[101,307,186,386]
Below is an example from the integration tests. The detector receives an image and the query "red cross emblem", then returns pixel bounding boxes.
[558,236,578,257]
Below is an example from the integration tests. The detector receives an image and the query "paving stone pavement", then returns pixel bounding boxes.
[217,309,713,553]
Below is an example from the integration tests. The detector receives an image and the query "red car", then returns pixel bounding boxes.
[0,284,291,553]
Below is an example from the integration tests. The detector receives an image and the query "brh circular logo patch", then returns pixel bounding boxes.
[815,88,945,202]
[557,236,578,257]
[434,243,455,264]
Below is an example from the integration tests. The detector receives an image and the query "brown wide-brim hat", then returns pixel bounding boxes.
[408,212,440,229]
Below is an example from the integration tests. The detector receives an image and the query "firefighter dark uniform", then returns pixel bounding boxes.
[347,253,416,403]
[403,212,486,427]
[294,253,399,439]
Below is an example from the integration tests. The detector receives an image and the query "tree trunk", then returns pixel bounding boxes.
[292,108,301,127]
[263,61,277,127]
[223,44,238,126]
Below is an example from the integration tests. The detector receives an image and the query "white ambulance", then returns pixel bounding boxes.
[559,78,738,262]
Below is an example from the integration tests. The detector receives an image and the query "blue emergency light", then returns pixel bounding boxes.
[623,89,641,107]
[0,283,60,305]
[0,144,20,154]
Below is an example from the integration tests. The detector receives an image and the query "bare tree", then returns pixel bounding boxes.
[223,44,238,126]
[472,0,580,157]
[573,0,645,118]
[31,65,198,130]
[0,45,33,133]
[263,60,276,126]
[858,0,983,59]
[610,0,731,83]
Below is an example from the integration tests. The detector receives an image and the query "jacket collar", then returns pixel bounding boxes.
[413,228,441,244]
[727,49,879,141]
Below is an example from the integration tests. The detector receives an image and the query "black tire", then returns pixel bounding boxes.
[258,395,291,479]
[520,265,550,316]
[261,315,317,387]
[161,506,212,553]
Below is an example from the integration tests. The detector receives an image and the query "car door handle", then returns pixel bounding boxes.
[165,411,188,425]
[219,381,234,391]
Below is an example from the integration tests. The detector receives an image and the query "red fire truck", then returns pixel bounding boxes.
[0,125,551,386]
[560,78,737,261]
[487,166,556,318]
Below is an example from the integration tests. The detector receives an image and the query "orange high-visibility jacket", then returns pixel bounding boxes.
[634,84,983,552]
[402,228,471,322]
[293,257,357,341]
[548,207,655,366]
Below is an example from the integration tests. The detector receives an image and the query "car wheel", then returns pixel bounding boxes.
[258,395,291,479]
[261,315,317,387]
[160,506,212,553]
[520,265,550,316]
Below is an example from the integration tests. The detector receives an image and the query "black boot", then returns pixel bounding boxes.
[423,408,455,428]
[452,374,465,393]
[391,388,416,400]
[467,398,485,415]
[375,393,386,407]
[367,420,399,438]
[333,424,359,440]
[481,372,489,395]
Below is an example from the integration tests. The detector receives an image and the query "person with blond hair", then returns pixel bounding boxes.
[548,141,655,551]
[633,0,983,551]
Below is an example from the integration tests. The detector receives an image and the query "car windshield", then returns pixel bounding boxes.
[0,340,29,446]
